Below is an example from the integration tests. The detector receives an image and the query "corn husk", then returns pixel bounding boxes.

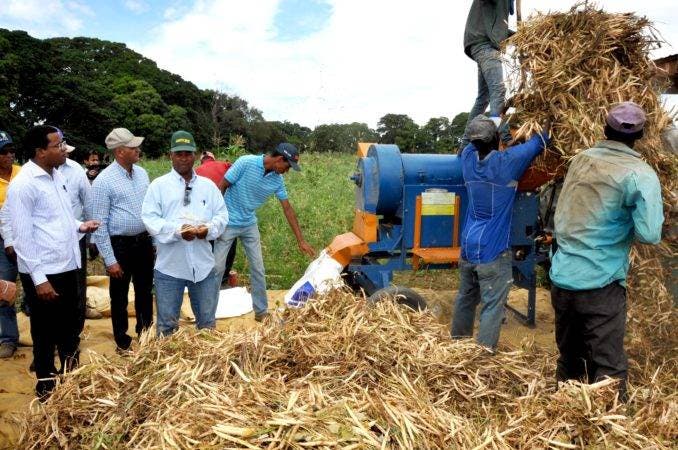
[17,291,676,449]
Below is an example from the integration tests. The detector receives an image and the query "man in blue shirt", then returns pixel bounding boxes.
[550,102,663,400]
[92,128,153,351]
[142,131,228,336]
[215,143,315,322]
[451,115,549,349]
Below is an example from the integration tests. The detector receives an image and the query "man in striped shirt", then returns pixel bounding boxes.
[91,128,154,351]
[5,125,99,398]
[214,143,315,322]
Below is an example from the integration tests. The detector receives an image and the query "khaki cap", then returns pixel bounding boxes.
[105,128,144,150]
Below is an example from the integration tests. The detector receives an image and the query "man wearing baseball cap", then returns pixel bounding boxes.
[451,115,550,350]
[214,142,315,322]
[141,131,228,336]
[91,128,154,351]
[550,101,664,400]
[0,130,21,358]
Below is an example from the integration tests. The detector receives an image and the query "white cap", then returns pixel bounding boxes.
[105,128,144,150]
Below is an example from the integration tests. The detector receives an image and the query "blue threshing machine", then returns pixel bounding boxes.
[327,143,549,325]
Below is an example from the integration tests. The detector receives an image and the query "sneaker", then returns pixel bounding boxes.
[254,311,270,322]
[0,342,16,358]
[85,307,103,320]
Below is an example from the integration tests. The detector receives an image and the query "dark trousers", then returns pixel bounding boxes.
[20,270,81,398]
[223,238,237,284]
[110,233,154,349]
[551,282,628,399]
[76,237,87,335]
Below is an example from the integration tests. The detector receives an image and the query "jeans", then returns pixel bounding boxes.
[552,282,628,400]
[462,43,511,147]
[109,233,155,349]
[21,270,81,398]
[451,251,512,349]
[213,224,267,315]
[154,269,218,337]
[0,236,19,348]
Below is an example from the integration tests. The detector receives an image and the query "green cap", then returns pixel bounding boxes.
[170,130,196,152]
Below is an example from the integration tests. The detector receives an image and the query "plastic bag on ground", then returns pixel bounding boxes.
[284,250,344,308]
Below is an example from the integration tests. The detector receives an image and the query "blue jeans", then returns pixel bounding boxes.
[462,44,511,146]
[0,237,19,347]
[154,269,218,337]
[213,224,267,315]
[451,251,513,349]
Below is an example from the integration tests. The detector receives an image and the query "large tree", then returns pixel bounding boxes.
[377,114,419,152]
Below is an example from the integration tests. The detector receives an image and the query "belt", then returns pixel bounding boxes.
[110,232,150,244]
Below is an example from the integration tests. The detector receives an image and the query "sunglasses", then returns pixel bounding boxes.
[0,147,15,156]
[183,182,192,206]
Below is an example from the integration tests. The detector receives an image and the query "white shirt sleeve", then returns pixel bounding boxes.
[0,203,13,248]
[206,182,229,240]
[141,180,182,244]
[7,183,47,285]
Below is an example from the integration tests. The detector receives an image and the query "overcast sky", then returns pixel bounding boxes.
[1,0,676,127]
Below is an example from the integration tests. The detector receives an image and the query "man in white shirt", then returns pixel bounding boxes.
[59,142,102,324]
[5,125,99,399]
[141,131,228,336]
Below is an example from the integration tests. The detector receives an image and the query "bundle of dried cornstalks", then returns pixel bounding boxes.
[18,291,676,449]
[506,2,675,182]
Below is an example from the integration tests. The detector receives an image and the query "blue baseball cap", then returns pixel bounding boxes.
[275,142,300,171]
[0,131,13,150]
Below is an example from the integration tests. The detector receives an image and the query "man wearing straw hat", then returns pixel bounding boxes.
[451,114,549,350]
[460,0,515,149]
[550,102,664,400]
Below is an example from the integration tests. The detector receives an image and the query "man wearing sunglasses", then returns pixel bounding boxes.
[141,131,228,336]
[214,142,316,322]
[0,131,21,358]
[91,128,153,352]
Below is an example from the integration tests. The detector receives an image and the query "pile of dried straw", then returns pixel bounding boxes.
[506,2,675,184]
[18,291,676,449]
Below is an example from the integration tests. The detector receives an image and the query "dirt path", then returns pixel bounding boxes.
[0,287,555,447]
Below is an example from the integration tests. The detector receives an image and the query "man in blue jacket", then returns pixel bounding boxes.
[550,102,663,400]
[451,114,549,350]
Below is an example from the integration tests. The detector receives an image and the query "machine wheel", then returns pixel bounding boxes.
[368,286,427,312]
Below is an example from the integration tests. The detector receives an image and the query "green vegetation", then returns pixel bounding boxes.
[0,29,469,161]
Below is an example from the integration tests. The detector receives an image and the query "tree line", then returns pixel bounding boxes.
[0,29,468,160]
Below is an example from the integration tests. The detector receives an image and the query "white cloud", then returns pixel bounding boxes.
[2,0,676,128]
[0,0,87,37]
[124,0,150,14]
[133,0,678,128]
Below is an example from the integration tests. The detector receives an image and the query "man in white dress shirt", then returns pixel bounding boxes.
[5,125,99,399]
[141,130,228,337]
[59,141,102,325]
